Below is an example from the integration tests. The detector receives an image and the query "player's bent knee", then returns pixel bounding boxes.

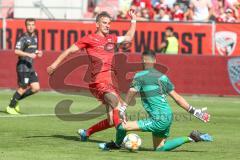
[19,84,28,90]
[18,86,28,94]
[31,85,40,93]
[104,93,119,107]
[107,117,113,125]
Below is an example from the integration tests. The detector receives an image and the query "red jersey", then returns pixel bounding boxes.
[75,33,117,84]
[132,0,152,9]
[172,9,184,21]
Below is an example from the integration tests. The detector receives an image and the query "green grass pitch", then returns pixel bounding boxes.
[0,90,239,160]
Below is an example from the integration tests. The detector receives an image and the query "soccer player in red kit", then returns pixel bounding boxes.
[47,11,136,141]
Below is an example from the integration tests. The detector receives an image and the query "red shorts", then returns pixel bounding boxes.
[89,82,120,103]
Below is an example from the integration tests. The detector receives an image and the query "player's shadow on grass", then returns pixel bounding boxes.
[137,147,207,152]
[0,111,7,114]
[24,134,107,143]
[24,135,79,142]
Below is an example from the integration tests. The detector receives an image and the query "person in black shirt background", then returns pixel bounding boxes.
[6,18,43,115]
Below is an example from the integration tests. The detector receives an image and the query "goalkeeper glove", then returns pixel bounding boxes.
[188,106,210,123]
[119,104,127,122]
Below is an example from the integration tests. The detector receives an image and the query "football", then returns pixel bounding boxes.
[123,133,142,151]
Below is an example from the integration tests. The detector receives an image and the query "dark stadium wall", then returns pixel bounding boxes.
[1,19,240,56]
[0,50,239,96]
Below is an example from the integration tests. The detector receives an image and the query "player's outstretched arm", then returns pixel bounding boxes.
[47,44,79,75]
[169,90,190,111]
[15,49,37,59]
[125,88,138,105]
[119,88,138,121]
[120,10,137,42]
[169,90,210,123]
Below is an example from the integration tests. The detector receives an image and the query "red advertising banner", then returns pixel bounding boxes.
[0,51,239,96]
[0,19,214,55]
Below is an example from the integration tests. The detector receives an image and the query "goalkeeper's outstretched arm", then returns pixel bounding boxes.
[169,90,210,123]
[169,90,190,111]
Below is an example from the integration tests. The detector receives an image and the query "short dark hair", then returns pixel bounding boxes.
[166,26,174,32]
[142,50,156,58]
[25,18,36,26]
[96,11,112,22]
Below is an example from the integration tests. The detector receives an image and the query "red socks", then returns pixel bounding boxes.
[113,108,121,128]
[86,108,121,137]
[86,119,113,136]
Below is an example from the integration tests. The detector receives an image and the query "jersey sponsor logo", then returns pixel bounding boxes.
[104,41,132,52]
[104,42,115,51]
[26,39,31,43]
[228,57,240,94]
[215,31,237,56]
[28,45,37,49]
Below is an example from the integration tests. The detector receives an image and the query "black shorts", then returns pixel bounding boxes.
[17,72,39,88]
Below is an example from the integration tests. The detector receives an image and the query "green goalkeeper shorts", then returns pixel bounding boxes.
[137,114,173,138]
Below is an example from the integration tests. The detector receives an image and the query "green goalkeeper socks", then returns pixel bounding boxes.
[115,124,126,146]
[156,137,191,151]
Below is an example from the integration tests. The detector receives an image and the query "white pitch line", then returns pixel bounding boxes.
[0,113,56,118]
[0,112,104,118]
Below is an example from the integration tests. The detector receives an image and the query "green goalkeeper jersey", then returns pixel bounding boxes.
[131,68,174,119]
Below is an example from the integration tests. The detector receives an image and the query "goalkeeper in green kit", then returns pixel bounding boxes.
[99,50,212,151]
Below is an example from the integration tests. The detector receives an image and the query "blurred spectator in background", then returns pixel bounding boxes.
[224,8,237,22]
[118,0,133,17]
[159,27,179,54]
[176,0,190,12]
[117,10,129,20]
[141,8,152,20]
[87,0,240,22]
[132,0,152,9]
[212,0,225,21]
[172,3,184,21]
[188,0,213,21]
[225,0,238,8]
[153,0,169,10]
[128,4,150,20]
[164,0,177,8]
[234,0,240,21]
[154,7,171,21]
[92,6,101,18]
[88,0,99,12]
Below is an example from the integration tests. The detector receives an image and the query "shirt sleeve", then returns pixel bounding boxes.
[117,36,125,44]
[15,36,26,50]
[130,74,142,92]
[159,75,174,94]
[75,35,89,49]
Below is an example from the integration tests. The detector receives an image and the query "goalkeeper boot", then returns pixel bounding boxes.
[189,130,213,142]
[6,106,19,115]
[77,129,88,142]
[99,141,121,151]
